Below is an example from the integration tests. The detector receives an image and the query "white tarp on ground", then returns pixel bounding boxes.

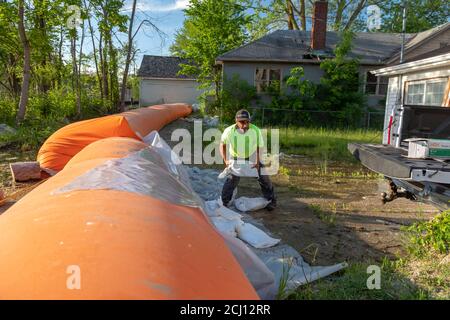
[144,131,347,299]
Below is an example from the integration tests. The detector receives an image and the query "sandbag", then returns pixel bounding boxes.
[236,223,281,249]
[235,197,270,212]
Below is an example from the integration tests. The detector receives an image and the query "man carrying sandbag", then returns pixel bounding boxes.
[220,109,277,211]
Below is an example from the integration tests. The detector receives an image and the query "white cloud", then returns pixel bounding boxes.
[123,0,190,12]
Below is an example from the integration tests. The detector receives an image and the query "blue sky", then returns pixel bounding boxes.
[75,0,188,73]
[121,0,189,70]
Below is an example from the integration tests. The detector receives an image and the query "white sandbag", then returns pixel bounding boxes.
[204,200,220,217]
[230,160,258,177]
[235,197,270,212]
[205,200,242,220]
[236,223,280,249]
[217,205,242,220]
[210,216,243,238]
[218,166,232,179]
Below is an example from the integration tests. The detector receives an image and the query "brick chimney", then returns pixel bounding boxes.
[311,1,328,50]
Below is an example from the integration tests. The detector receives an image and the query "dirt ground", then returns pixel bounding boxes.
[239,166,438,266]
[0,118,440,267]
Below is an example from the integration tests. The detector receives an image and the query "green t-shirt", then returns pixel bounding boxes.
[220,124,264,159]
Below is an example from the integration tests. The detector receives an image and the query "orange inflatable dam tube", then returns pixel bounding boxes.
[0,137,258,299]
[37,103,192,172]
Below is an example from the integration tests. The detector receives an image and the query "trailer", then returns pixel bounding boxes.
[349,52,450,210]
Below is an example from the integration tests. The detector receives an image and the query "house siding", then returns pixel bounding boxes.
[223,61,385,108]
[223,61,324,85]
[139,78,202,106]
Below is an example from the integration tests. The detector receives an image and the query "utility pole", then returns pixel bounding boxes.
[400,0,407,63]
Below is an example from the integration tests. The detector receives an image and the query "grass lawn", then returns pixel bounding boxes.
[268,127,382,162]
[288,253,449,300]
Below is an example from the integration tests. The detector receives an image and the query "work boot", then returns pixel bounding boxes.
[266,199,277,211]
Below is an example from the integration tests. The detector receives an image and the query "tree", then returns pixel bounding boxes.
[17,0,31,123]
[119,0,136,112]
[119,0,164,112]
[379,0,450,33]
[318,31,366,126]
[247,0,381,36]
[171,0,250,101]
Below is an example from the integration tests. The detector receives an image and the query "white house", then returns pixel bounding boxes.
[371,48,450,146]
[138,55,203,106]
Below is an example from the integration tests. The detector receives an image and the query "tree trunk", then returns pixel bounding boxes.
[299,0,306,31]
[119,0,137,112]
[334,0,346,31]
[71,35,81,117]
[58,25,64,88]
[108,36,119,110]
[99,33,109,104]
[78,21,85,78]
[16,0,31,124]
[84,0,103,100]
[286,0,299,30]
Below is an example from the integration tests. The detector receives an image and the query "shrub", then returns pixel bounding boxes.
[406,210,450,256]
[261,32,367,128]
[0,97,16,125]
[218,74,257,123]
[317,31,367,127]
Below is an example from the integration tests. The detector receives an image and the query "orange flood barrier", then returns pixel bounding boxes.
[0,137,258,299]
[37,103,192,172]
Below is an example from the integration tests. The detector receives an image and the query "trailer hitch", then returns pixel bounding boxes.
[381,180,416,204]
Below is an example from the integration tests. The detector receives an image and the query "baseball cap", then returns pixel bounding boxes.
[235,109,250,121]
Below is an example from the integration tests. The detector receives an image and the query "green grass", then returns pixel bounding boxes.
[289,258,432,300]
[268,127,382,161]
[309,203,336,226]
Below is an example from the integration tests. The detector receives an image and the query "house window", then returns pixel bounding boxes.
[405,78,447,106]
[364,71,388,95]
[378,76,389,95]
[255,68,281,93]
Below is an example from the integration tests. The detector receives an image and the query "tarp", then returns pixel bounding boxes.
[0,137,258,299]
[37,103,192,172]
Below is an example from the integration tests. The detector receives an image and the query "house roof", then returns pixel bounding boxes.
[387,22,450,63]
[371,52,450,77]
[216,30,416,65]
[404,45,450,63]
[137,55,196,79]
